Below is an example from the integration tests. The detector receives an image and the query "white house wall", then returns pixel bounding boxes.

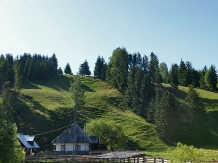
[55,143,90,151]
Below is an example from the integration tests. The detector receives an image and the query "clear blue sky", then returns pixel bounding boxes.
[0,0,217,74]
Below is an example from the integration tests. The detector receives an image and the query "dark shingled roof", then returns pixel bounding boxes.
[89,136,99,143]
[52,123,93,143]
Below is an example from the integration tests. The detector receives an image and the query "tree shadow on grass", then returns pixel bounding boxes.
[22,80,40,89]
[199,97,218,110]
[15,94,75,150]
[24,75,95,92]
[164,86,187,100]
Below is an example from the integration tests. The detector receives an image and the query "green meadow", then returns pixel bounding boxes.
[12,75,218,151]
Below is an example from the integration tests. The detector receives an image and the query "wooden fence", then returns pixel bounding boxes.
[22,156,169,163]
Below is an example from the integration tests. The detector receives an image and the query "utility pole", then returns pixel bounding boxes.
[73,93,78,159]
[70,76,84,159]
[84,116,86,154]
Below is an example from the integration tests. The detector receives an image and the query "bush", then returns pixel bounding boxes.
[168,142,204,163]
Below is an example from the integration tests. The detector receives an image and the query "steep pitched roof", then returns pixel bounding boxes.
[18,135,40,148]
[89,136,99,143]
[52,123,93,143]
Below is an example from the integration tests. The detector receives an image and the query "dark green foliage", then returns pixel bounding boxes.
[0,89,25,162]
[179,85,207,145]
[149,52,161,84]
[94,56,107,80]
[0,54,14,86]
[159,62,169,83]
[153,89,178,139]
[106,47,129,94]
[205,65,217,91]
[199,66,207,90]
[64,63,72,74]
[125,53,154,118]
[185,85,205,116]
[1,81,14,124]
[58,67,63,74]
[178,60,188,86]
[190,69,200,88]
[50,53,58,76]
[0,123,25,162]
[168,64,179,89]
[13,60,22,92]
[186,61,192,85]
[78,60,91,76]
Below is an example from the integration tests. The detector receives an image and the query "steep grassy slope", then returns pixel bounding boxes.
[12,77,218,151]
[14,75,167,150]
[162,83,218,148]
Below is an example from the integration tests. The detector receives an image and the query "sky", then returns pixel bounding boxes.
[0,0,218,74]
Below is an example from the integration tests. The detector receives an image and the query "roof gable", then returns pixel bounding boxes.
[18,135,40,148]
[52,123,93,143]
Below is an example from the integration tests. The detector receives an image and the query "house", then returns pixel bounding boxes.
[18,134,40,155]
[51,123,98,154]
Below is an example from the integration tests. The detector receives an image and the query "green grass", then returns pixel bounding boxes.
[11,78,218,151]
[14,75,165,150]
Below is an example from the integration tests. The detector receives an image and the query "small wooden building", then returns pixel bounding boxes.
[51,123,98,154]
[18,134,40,155]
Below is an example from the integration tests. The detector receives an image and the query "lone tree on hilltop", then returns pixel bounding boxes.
[78,60,91,76]
[64,63,72,74]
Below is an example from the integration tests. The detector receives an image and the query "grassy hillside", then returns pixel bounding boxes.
[162,83,218,148]
[14,75,167,151]
[12,76,218,151]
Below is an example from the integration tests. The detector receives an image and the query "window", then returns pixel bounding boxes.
[61,145,65,151]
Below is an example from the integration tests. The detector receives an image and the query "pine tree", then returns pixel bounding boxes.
[186,61,193,85]
[106,47,129,94]
[13,61,22,92]
[0,97,25,162]
[64,63,72,74]
[178,60,187,86]
[169,64,179,88]
[58,67,63,74]
[94,56,107,80]
[78,60,91,76]
[1,81,14,124]
[5,54,14,82]
[94,56,103,78]
[205,65,217,91]
[191,69,200,88]
[159,62,169,83]
[154,90,178,139]
[199,66,207,90]
[50,53,58,76]
[181,85,207,144]
[149,52,161,84]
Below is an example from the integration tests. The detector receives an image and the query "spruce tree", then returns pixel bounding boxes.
[159,62,168,83]
[58,67,63,74]
[199,66,207,90]
[149,52,161,84]
[94,56,103,79]
[186,61,193,85]
[94,56,107,80]
[205,65,217,91]
[2,81,14,124]
[178,60,187,86]
[64,63,72,74]
[154,90,178,139]
[106,47,129,94]
[78,60,91,76]
[13,61,22,92]
[181,85,207,144]
[169,64,179,88]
